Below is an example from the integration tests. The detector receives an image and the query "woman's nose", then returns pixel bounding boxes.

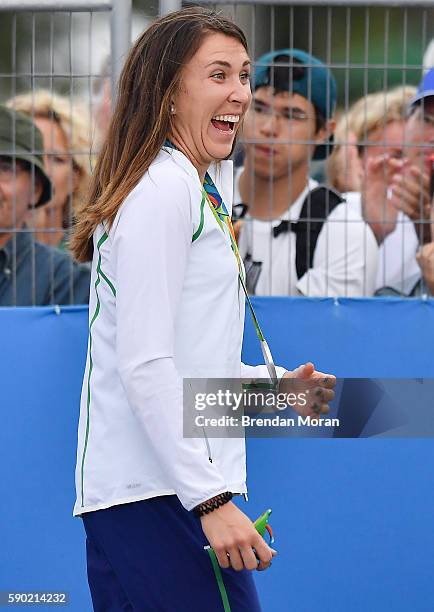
[228,81,251,107]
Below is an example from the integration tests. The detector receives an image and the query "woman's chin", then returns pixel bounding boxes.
[205,126,235,160]
[204,141,234,161]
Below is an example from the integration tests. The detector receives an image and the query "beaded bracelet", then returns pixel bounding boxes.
[193,491,233,517]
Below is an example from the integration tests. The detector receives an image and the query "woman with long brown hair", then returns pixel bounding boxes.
[71,8,334,610]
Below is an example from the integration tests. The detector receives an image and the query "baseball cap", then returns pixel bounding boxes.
[409,68,434,108]
[0,105,52,207]
[253,49,337,160]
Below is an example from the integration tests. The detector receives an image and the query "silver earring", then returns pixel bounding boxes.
[170,104,176,114]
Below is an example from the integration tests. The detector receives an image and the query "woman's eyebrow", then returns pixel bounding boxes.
[205,60,251,69]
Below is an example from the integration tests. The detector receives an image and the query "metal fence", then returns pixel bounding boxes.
[0,0,132,306]
[200,0,434,298]
[1,0,434,303]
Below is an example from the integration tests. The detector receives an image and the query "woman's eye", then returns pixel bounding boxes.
[54,156,67,165]
[212,73,225,81]
[240,72,251,82]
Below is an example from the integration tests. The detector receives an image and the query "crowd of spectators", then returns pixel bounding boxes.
[233,48,378,297]
[2,43,434,304]
[328,79,434,296]
[234,50,434,297]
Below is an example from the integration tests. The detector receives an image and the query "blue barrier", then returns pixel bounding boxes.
[1,299,434,611]
[243,296,434,377]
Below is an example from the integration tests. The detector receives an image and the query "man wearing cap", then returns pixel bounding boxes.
[364,68,434,295]
[234,49,378,297]
[0,105,90,306]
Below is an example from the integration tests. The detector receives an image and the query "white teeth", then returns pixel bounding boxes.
[212,115,240,123]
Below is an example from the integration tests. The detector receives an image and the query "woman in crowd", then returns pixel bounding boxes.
[9,90,92,250]
[327,86,431,295]
[328,86,416,194]
[70,8,335,611]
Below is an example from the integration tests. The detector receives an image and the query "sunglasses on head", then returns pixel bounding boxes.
[258,56,306,94]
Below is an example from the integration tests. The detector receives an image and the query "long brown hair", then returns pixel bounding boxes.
[71,7,248,262]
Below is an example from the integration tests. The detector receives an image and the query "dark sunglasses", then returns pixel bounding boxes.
[260,55,306,92]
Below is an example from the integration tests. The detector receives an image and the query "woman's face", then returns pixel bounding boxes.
[34,116,79,214]
[364,120,405,161]
[171,32,252,175]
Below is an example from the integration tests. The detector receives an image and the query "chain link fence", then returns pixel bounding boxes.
[0,0,132,306]
[197,1,434,297]
[1,0,434,302]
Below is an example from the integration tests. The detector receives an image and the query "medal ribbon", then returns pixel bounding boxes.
[163,141,278,383]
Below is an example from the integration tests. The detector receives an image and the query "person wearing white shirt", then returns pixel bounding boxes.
[234,49,378,297]
[70,9,336,612]
[327,83,434,297]
[368,71,434,296]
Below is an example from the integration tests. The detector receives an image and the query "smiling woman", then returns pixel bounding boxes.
[70,7,334,612]
[163,32,251,181]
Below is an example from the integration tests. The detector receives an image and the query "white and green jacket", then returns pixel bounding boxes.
[74,147,286,516]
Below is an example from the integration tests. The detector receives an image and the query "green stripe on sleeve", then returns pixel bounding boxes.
[80,231,115,507]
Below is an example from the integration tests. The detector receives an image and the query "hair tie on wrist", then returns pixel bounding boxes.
[193,491,233,517]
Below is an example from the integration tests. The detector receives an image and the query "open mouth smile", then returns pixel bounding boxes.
[210,114,241,134]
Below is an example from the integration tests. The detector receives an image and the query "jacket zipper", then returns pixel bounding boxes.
[202,426,213,463]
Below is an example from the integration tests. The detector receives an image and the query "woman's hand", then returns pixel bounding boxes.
[361,154,404,243]
[200,501,277,571]
[389,163,432,245]
[279,362,336,417]
[331,131,364,193]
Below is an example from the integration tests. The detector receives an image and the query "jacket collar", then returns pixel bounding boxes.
[160,146,234,215]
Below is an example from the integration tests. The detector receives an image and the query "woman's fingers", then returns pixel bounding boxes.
[313,387,335,403]
[213,545,231,569]
[311,374,336,389]
[256,547,278,571]
[228,538,273,572]
[291,362,315,380]
[227,546,244,572]
[390,167,431,221]
[214,538,275,572]
[253,537,273,571]
[239,544,261,571]
[391,187,428,219]
[309,402,330,416]
[304,383,336,416]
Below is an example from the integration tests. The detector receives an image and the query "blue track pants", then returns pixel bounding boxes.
[82,495,262,612]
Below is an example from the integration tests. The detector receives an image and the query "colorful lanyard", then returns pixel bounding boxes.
[201,171,278,386]
[162,142,277,385]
